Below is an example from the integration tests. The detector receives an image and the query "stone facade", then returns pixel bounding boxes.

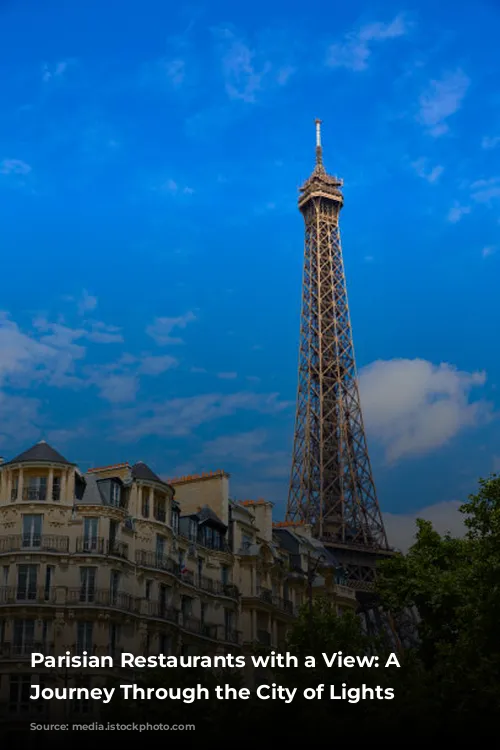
[0,441,357,718]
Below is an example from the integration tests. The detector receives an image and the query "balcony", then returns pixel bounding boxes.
[273,597,295,615]
[198,577,239,599]
[136,549,180,575]
[200,623,219,640]
[75,538,129,559]
[144,600,179,624]
[180,569,195,586]
[66,588,137,613]
[257,587,273,604]
[0,535,69,554]
[182,615,201,634]
[0,586,56,605]
[0,641,55,658]
[178,531,230,553]
[224,629,240,644]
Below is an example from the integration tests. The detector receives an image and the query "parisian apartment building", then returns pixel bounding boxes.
[0,440,357,718]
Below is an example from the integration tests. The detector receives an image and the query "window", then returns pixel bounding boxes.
[41,620,49,649]
[156,535,166,561]
[17,565,37,601]
[2,566,9,586]
[109,623,120,657]
[52,476,61,501]
[145,580,152,600]
[204,526,213,548]
[109,520,118,549]
[73,677,91,714]
[110,571,120,605]
[141,492,149,518]
[26,476,47,501]
[159,634,171,655]
[189,519,197,541]
[200,602,206,625]
[76,621,93,653]
[242,534,252,550]
[9,675,31,713]
[221,565,229,585]
[111,482,121,507]
[13,619,35,655]
[181,596,192,619]
[159,584,170,616]
[80,568,96,603]
[154,496,166,523]
[83,518,98,550]
[224,609,234,640]
[44,566,54,601]
[197,557,203,580]
[22,514,43,548]
[171,507,179,534]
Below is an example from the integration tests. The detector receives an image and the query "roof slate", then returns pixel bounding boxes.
[7,441,73,466]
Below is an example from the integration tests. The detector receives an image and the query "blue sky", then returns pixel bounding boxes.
[1,0,499,545]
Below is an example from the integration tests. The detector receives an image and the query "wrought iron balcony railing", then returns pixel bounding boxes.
[65,588,138,613]
[0,586,56,605]
[75,538,128,559]
[0,535,69,554]
[198,576,239,599]
[224,629,240,644]
[0,641,54,657]
[143,599,179,624]
[135,549,180,575]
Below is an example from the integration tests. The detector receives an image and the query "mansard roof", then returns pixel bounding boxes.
[131,461,169,487]
[6,440,73,466]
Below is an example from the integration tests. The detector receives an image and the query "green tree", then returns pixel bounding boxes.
[376,473,500,727]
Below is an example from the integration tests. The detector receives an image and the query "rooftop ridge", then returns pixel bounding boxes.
[168,470,228,484]
[87,463,130,473]
[239,498,274,507]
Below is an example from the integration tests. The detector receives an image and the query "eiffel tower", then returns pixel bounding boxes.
[286,120,392,592]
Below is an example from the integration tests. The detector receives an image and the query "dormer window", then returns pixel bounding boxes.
[111,482,121,507]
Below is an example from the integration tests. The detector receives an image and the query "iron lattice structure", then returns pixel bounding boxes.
[286,121,391,588]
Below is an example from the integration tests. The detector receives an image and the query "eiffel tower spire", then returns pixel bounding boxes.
[286,120,390,589]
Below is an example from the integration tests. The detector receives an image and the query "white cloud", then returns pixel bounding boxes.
[138,355,178,375]
[112,392,291,440]
[95,374,138,403]
[384,501,466,553]
[326,14,410,71]
[42,60,72,82]
[447,203,471,223]
[78,290,97,315]
[212,26,293,103]
[0,391,41,447]
[418,69,470,137]
[146,312,196,345]
[358,358,493,463]
[158,179,194,195]
[482,246,496,258]
[163,58,185,87]
[411,158,444,183]
[470,176,500,204]
[217,371,238,379]
[481,135,500,150]
[0,159,31,175]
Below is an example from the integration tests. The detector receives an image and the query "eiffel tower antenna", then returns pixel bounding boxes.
[286,119,391,590]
